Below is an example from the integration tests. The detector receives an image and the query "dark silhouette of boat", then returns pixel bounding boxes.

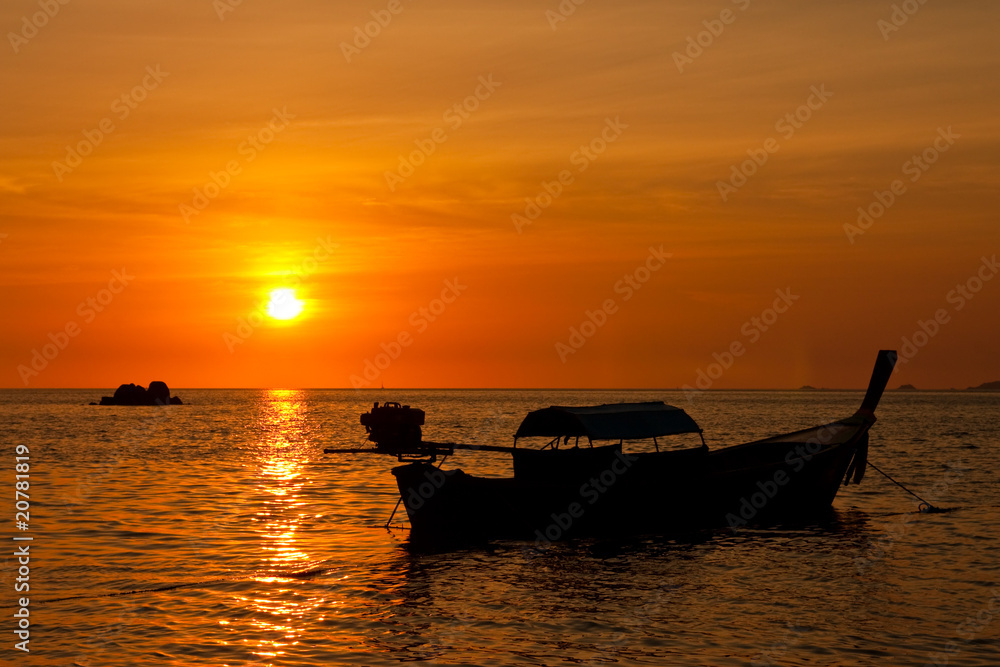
[326,350,898,543]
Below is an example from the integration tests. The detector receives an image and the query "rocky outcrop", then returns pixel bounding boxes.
[96,382,183,406]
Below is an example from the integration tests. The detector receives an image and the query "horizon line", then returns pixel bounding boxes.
[3,386,995,392]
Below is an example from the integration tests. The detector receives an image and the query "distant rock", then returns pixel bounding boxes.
[965,380,1000,392]
[799,385,818,391]
[97,382,183,406]
[147,381,171,405]
[895,384,919,391]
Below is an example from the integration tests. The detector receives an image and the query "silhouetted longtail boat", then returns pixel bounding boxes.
[324,350,898,542]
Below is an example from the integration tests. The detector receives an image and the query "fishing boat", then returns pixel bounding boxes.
[325,350,898,543]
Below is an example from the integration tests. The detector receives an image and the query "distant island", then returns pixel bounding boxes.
[886,381,1000,392]
[966,381,1000,392]
[793,381,1000,392]
[92,381,183,406]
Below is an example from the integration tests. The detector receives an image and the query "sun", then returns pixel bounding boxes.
[266,288,304,320]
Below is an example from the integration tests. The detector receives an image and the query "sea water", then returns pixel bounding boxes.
[1,389,997,666]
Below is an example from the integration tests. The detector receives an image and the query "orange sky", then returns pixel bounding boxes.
[1,0,998,389]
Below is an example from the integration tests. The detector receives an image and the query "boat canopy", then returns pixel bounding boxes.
[514,401,701,442]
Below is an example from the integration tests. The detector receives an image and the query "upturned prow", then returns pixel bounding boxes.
[858,350,898,416]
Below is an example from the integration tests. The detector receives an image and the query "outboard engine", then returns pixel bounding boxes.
[360,402,425,452]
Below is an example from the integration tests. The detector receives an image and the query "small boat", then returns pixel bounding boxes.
[326,350,898,543]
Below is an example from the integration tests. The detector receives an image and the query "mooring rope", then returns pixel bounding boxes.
[867,460,944,513]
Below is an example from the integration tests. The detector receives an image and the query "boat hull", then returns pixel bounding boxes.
[391,424,865,543]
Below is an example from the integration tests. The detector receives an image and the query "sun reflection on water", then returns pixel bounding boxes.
[236,389,328,663]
